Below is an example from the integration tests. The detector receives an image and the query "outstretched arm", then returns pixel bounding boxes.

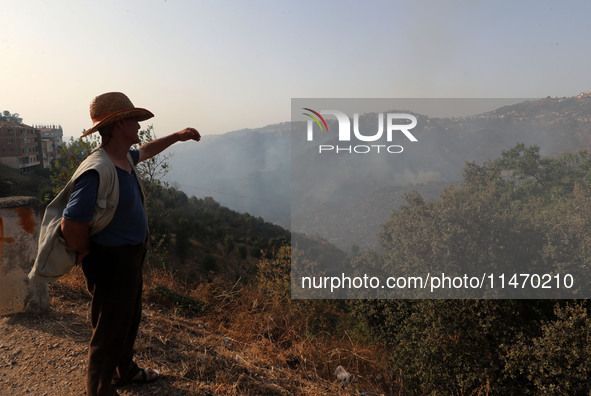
[138,127,201,162]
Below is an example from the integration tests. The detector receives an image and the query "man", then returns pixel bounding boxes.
[60,92,200,396]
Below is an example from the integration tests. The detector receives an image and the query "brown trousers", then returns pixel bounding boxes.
[82,243,146,396]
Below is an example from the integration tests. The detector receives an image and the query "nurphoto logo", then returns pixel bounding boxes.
[302,108,418,154]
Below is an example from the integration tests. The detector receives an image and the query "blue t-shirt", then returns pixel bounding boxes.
[63,149,147,246]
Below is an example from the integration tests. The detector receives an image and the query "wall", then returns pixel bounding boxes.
[0,196,47,315]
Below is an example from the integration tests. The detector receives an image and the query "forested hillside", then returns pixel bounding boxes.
[168,95,591,253]
[351,143,591,393]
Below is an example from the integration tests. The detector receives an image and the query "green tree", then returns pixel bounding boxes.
[49,135,99,195]
[493,143,591,202]
[133,124,171,192]
[175,217,191,260]
[353,144,591,394]
[504,302,591,394]
[238,244,248,260]
[0,110,23,123]
[224,234,235,252]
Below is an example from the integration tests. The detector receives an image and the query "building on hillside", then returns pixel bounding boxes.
[35,125,63,168]
[0,121,43,174]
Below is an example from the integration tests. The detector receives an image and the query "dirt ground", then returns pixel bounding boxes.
[0,275,376,396]
[0,284,199,396]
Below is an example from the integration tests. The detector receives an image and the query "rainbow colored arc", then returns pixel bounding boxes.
[302,108,328,132]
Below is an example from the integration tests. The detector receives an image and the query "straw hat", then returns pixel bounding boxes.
[82,92,154,137]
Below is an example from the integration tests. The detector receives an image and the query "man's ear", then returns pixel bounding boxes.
[112,120,124,131]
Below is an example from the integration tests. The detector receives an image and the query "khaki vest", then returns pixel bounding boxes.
[28,148,145,283]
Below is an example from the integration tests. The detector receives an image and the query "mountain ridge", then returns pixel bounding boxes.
[167,95,591,251]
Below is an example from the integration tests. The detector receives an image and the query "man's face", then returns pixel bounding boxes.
[120,118,141,144]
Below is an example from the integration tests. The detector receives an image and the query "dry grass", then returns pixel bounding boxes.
[18,263,395,395]
[144,263,394,395]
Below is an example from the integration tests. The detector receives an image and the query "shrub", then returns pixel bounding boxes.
[153,285,205,314]
[224,234,235,253]
[504,302,591,394]
[201,254,218,273]
[257,245,290,299]
[238,244,247,260]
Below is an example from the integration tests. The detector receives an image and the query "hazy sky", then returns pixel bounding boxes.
[2,0,590,138]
